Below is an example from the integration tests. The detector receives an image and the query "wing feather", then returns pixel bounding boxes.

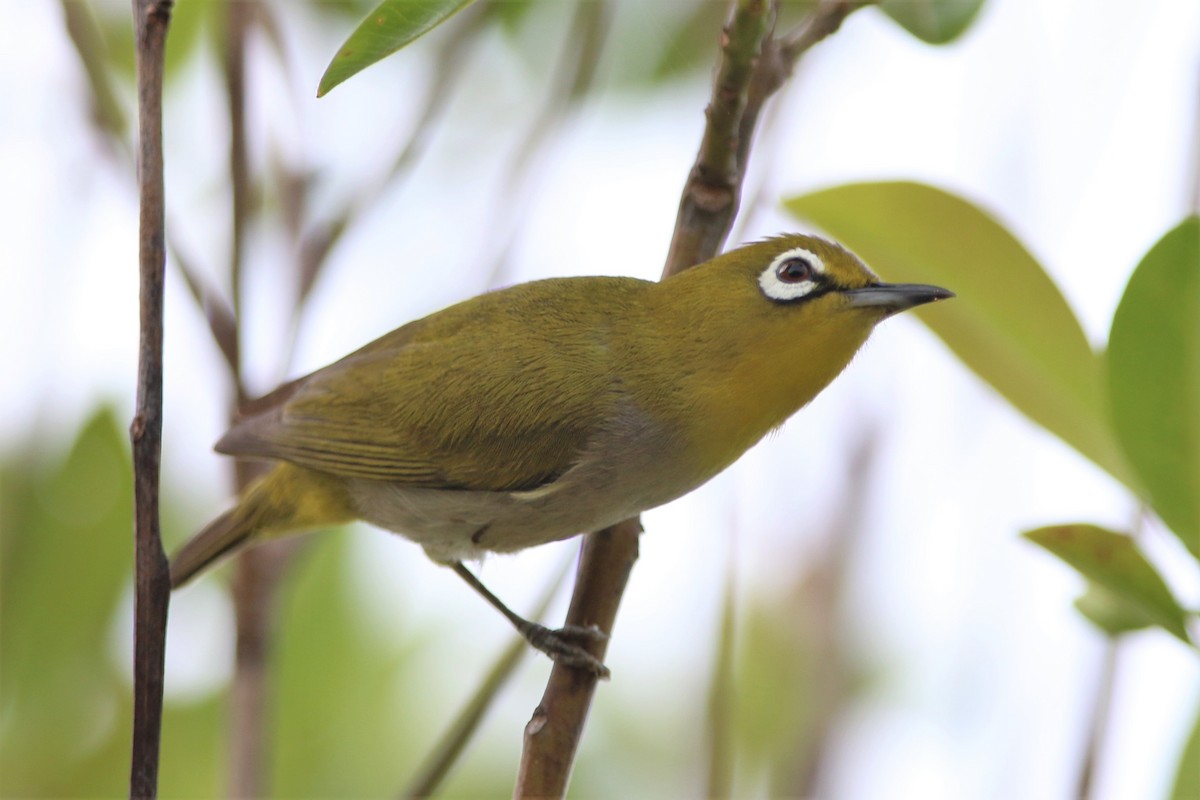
[216,278,644,492]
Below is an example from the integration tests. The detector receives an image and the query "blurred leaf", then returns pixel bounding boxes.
[317,0,476,97]
[1172,696,1200,799]
[880,0,986,44]
[491,0,541,34]
[734,596,816,771]
[59,0,127,139]
[0,407,226,795]
[651,2,729,82]
[1023,524,1192,645]
[0,408,132,795]
[158,697,225,798]
[785,182,1134,488]
[88,0,214,84]
[1107,217,1200,557]
[1073,582,1156,638]
[272,531,419,796]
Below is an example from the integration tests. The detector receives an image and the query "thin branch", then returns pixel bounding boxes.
[168,239,240,375]
[129,0,174,797]
[218,2,286,797]
[778,0,877,66]
[225,0,251,344]
[1075,504,1147,799]
[663,0,777,277]
[513,521,641,798]
[1076,640,1120,800]
[62,0,129,145]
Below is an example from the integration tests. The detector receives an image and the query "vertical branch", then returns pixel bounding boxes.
[663,0,776,276]
[513,521,641,798]
[1076,640,1120,800]
[515,2,775,797]
[218,2,290,797]
[225,0,250,347]
[129,0,173,797]
[515,1,876,796]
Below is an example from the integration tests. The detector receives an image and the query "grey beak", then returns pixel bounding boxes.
[843,282,954,313]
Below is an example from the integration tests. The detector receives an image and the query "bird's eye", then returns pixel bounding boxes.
[758,245,826,302]
[776,257,815,283]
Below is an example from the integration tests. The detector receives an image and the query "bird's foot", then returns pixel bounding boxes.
[519,621,610,679]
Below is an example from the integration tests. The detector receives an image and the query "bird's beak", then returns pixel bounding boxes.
[843,282,954,313]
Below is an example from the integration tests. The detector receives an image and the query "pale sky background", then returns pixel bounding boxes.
[3,1,1200,797]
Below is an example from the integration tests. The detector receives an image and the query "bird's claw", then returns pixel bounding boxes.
[522,622,611,679]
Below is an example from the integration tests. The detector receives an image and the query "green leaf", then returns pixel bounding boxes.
[1107,217,1200,556]
[1023,524,1192,645]
[785,181,1133,487]
[272,532,419,795]
[880,0,986,44]
[317,0,477,97]
[1073,583,1156,638]
[1172,696,1200,800]
[0,409,132,795]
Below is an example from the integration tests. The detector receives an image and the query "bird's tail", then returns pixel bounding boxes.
[169,463,354,589]
[170,504,254,589]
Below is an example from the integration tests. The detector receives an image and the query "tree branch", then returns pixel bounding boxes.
[514,1,877,795]
[513,521,641,798]
[129,0,173,796]
[663,0,776,276]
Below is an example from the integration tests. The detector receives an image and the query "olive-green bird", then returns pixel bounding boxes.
[171,234,952,675]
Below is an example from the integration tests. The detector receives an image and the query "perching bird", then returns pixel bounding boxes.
[170,234,952,675]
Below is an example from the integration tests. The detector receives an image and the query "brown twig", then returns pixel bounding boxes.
[1076,639,1120,800]
[62,0,128,145]
[663,0,777,277]
[778,0,876,66]
[218,2,287,797]
[129,1,174,797]
[1075,505,1147,799]
[513,521,642,797]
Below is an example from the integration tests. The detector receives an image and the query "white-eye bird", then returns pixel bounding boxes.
[171,234,952,675]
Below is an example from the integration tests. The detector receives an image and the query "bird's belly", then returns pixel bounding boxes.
[345,404,697,564]
[345,477,642,564]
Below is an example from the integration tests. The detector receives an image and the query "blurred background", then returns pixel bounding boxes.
[2,0,1199,797]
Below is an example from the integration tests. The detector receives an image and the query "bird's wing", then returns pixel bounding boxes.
[217,281,629,492]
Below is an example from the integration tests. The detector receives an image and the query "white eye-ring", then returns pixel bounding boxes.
[758,247,826,301]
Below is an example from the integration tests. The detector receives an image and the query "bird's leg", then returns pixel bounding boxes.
[451,561,610,679]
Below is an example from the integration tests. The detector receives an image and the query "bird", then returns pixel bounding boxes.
[170,234,952,676]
